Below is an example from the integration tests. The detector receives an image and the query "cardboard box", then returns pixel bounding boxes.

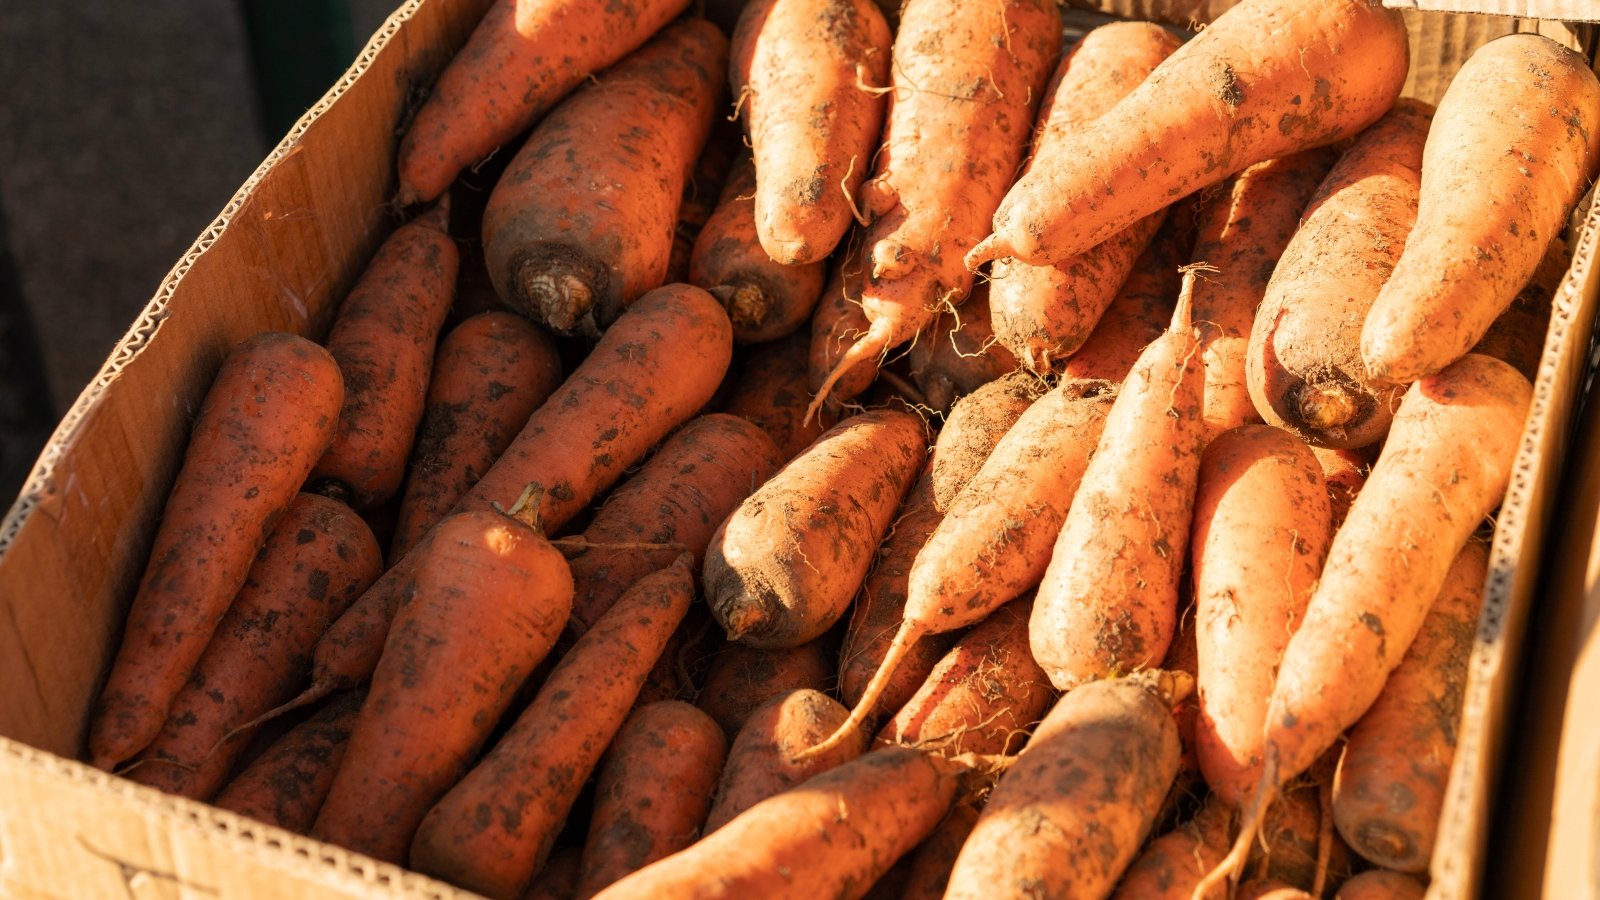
[0,1,1595,897]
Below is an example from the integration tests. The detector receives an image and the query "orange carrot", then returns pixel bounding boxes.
[1111,794,1233,900]
[391,310,563,559]
[1362,33,1600,384]
[731,0,891,265]
[1313,445,1369,530]
[899,802,981,900]
[311,503,573,863]
[927,371,1046,509]
[574,701,727,898]
[1059,223,1183,384]
[1236,881,1311,900]
[524,848,584,900]
[724,331,837,461]
[666,118,742,285]
[696,639,835,740]
[212,690,364,834]
[807,0,1061,420]
[89,332,344,771]
[1470,235,1565,382]
[906,282,1016,413]
[969,0,1409,268]
[809,245,880,410]
[703,688,865,833]
[704,406,926,648]
[410,559,695,899]
[394,0,693,205]
[1334,870,1426,900]
[482,20,726,337]
[125,493,381,799]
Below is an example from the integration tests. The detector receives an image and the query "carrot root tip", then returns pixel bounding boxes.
[804,317,896,425]
[963,234,1004,272]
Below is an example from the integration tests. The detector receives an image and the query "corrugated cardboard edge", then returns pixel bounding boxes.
[1385,0,1600,24]
[1428,190,1600,899]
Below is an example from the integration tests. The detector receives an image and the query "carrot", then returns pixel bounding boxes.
[906,282,1016,413]
[390,310,563,559]
[1246,100,1434,450]
[410,559,695,899]
[703,688,865,833]
[899,802,981,900]
[988,22,1181,373]
[1031,270,1209,692]
[591,746,967,900]
[124,493,382,799]
[1313,446,1369,530]
[689,155,827,344]
[1469,234,1567,382]
[1247,776,1347,890]
[704,406,926,648]
[1199,353,1532,893]
[1333,539,1487,873]
[524,848,583,900]
[1111,794,1232,900]
[666,118,742,284]
[89,332,343,771]
[731,0,891,265]
[876,596,1054,757]
[310,201,459,509]
[1188,149,1337,443]
[1191,424,1333,808]
[806,0,1061,421]
[696,637,835,739]
[724,331,837,461]
[927,370,1046,509]
[574,701,728,898]
[482,20,726,337]
[1059,223,1183,384]
[311,501,573,863]
[809,245,880,410]
[211,690,364,834]
[394,0,693,206]
[944,671,1192,899]
[968,0,1409,268]
[565,414,782,632]
[1362,33,1600,384]
[1333,870,1425,900]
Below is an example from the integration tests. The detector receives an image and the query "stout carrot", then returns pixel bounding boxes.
[927,371,1047,510]
[212,690,364,834]
[1111,794,1233,900]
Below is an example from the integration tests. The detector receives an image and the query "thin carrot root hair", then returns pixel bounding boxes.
[805,316,895,425]
[1194,750,1280,900]
[204,678,338,763]
[796,620,925,761]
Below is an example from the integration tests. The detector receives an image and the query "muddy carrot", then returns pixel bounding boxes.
[724,331,837,461]
[899,802,982,900]
[212,690,364,834]
[696,638,835,740]
[907,282,1016,413]
[703,688,865,833]
[1060,223,1183,384]
[809,245,880,410]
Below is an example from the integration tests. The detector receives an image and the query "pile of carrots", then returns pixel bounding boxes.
[86,0,1600,897]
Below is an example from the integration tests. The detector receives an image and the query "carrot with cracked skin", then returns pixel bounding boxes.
[704,406,926,648]
[394,0,692,206]
[391,310,563,559]
[989,21,1181,373]
[809,244,880,410]
[1362,33,1600,384]
[968,0,1409,269]
[565,414,782,633]
[311,502,573,864]
[125,493,382,800]
[410,559,695,899]
[1060,223,1183,384]
[1188,149,1337,443]
[592,746,966,900]
[731,0,891,265]
[696,639,835,739]
[725,332,837,461]
[1247,100,1434,450]
[704,689,865,833]
[482,20,725,337]
[690,156,827,344]
[1333,539,1487,873]
[806,0,1061,421]
[212,690,364,834]
[574,701,728,898]
[1199,353,1531,895]
[89,332,343,771]
[1031,271,1209,692]
[311,200,458,509]
[944,671,1191,900]
[1334,870,1426,900]
[907,282,1016,414]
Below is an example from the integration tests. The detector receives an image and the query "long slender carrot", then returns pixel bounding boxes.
[703,688,865,833]
[212,690,364,834]
[394,0,693,206]
[125,493,381,799]
[410,559,696,899]
[390,310,563,559]
[89,332,344,771]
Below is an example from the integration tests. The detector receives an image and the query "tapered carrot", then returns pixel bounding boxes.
[988,22,1181,372]
[311,502,573,863]
[311,201,458,509]
[704,406,926,648]
[410,559,695,899]
[1247,100,1434,450]
[806,0,1061,420]
[592,746,967,900]
[89,332,344,771]
[482,20,726,337]
[574,701,727,898]
[1031,270,1209,691]
[1059,224,1183,384]
[390,310,563,559]
[394,0,692,206]
[1362,33,1600,384]
[731,0,891,265]
[1199,353,1532,894]
[212,690,364,834]
[125,493,381,799]
[703,688,865,833]
[969,0,1408,268]
[809,245,880,410]
[724,332,837,461]
[565,414,782,632]
[906,282,1016,413]
[696,639,835,740]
